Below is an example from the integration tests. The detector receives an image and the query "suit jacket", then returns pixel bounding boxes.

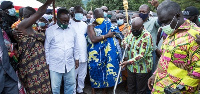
[0,28,18,90]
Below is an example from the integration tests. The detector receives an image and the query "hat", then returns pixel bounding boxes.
[183,6,199,18]
[1,1,13,10]
[46,9,52,14]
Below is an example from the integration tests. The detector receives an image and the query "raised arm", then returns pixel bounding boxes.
[18,0,54,31]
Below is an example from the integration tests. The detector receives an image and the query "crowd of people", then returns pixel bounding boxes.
[0,0,200,94]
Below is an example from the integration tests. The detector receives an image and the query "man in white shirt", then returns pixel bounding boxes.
[70,6,88,94]
[45,8,79,94]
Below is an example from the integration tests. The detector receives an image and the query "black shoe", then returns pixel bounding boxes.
[76,92,87,94]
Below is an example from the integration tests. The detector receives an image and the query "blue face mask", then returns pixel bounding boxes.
[38,22,46,27]
[139,13,149,21]
[117,19,124,25]
[8,8,16,16]
[75,13,83,21]
[87,19,90,23]
[104,12,108,18]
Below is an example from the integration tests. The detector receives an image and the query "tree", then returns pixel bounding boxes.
[85,0,155,12]
[158,0,200,11]
[37,0,84,9]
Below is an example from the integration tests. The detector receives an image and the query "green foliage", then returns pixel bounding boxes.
[85,0,155,11]
[37,0,200,13]
[158,0,200,11]
[37,0,85,10]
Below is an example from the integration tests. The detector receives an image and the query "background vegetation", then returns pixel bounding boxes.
[37,0,200,13]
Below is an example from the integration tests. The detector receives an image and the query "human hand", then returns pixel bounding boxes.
[196,34,200,45]
[13,29,24,39]
[148,0,159,8]
[148,74,156,90]
[105,30,116,38]
[45,0,55,5]
[75,60,79,69]
[119,61,129,68]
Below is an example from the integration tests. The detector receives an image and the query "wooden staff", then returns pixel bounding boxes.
[113,44,128,94]
[113,0,129,94]
[123,0,129,27]
[53,0,56,24]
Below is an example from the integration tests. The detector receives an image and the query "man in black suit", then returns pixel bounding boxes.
[0,28,18,93]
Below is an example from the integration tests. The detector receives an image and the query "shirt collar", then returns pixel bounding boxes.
[178,19,193,30]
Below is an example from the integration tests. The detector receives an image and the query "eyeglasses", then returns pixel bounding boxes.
[103,10,108,12]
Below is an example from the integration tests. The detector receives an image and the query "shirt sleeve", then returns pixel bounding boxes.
[127,34,153,64]
[179,40,200,87]
[73,32,79,60]
[121,33,129,46]
[44,28,53,64]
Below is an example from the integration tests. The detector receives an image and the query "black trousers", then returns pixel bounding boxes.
[127,69,151,94]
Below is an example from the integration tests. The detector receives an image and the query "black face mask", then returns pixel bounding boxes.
[131,28,143,37]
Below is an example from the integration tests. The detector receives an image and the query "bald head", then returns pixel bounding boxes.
[101,6,108,11]
[116,13,124,19]
[94,8,104,18]
[23,6,36,18]
[139,4,150,14]
[132,17,144,30]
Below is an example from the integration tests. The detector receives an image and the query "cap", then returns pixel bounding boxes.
[46,9,52,14]
[183,6,199,18]
[1,1,13,10]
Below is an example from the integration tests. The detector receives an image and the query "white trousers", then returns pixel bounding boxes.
[75,62,87,93]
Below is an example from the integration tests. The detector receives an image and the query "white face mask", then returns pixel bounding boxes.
[8,8,16,16]
[162,15,179,35]
[117,19,124,25]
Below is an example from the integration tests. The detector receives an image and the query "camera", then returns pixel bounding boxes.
[164,85,185,94]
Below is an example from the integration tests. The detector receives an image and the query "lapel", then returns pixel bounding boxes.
[0,29,8,65]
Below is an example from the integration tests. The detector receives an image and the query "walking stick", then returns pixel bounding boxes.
[113,44,128,94]
[113,1,129,94]
[52,0,56,24]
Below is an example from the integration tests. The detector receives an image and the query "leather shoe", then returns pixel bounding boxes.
[76,92,87,94]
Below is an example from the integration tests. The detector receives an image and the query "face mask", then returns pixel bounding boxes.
[96,18,104,24]
[47,15,53,20]
[75,13,83,21]
[162,15,179,35]
[131,27,143,37]
[8,8,16,16]
[117,19,124,25]
[57,19,68,29]
[104,12,107,18]
[107,15,112,19]
[139,13,149,21]
[87,19,90,23]
[38,22,46,27]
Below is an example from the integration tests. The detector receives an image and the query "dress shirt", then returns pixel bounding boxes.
[122,30,153,73]
[45,24,79,73]
[152,20,200,93]
[143,17,160,51]
[70,19,87,63]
